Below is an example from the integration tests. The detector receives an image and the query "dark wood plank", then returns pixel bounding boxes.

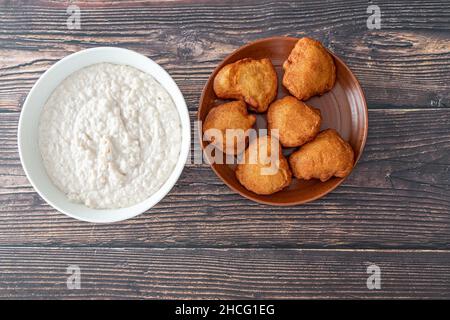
[0,0,450,299]
[0,247,449,299]
[1,109,449,248]
[0,0,449,111]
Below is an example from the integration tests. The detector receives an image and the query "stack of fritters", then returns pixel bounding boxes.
[203,37,355,196]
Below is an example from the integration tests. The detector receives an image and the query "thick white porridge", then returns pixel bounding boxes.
[39,63,181,209]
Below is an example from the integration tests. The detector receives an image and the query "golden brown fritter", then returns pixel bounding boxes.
[282,37,336,101]
[289,129,354,182]
[236,135,292,195]
[267,96,322,148]
[213,58,278,113]
[203,100,256,155]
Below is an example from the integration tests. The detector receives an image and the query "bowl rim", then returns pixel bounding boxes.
[18,47,191,222]
[197,36,368,206]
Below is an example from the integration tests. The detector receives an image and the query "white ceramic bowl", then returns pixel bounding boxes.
[18,47,191,223]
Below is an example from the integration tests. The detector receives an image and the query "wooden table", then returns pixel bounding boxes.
[0,0,449,299]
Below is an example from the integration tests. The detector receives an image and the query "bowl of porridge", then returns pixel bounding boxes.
[18,47,191,223]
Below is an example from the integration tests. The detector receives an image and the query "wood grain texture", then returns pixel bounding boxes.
[1,109,449,249]
[1,0,450,299]
[0,247,449,299]
[0,0,449,112]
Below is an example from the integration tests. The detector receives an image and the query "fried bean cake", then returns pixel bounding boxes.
[289,129,354,182]
[283,37,336,101]
[236,135,292,195]
[203,100,256,155]
[267,96,322,148]
[214,58,278,113]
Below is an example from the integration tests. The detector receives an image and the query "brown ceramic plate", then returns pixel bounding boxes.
[198,37,368,206]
